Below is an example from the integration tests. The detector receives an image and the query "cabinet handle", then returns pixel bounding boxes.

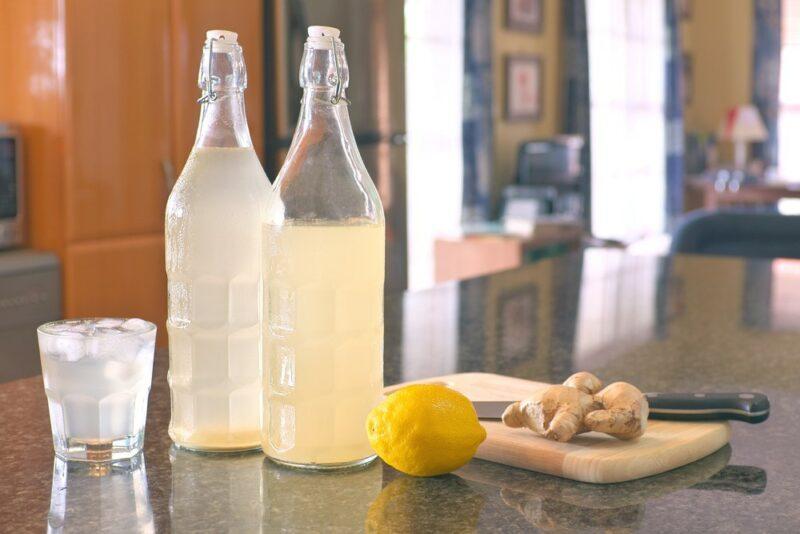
[162,159,176,196]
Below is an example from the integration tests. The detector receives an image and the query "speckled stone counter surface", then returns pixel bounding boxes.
[1,250,799,532]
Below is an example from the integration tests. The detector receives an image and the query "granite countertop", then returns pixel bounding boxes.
[1,250,799,532]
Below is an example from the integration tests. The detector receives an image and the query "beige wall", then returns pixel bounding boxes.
[681,0,753,134]
[491,0,562,210]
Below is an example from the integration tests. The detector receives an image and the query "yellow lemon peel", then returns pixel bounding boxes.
[366,384,487,476]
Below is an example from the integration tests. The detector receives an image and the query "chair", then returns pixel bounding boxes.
[671,210,800,259]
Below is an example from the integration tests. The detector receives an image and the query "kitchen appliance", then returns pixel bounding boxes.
[516,136,584,186]
[0,249,61,382]
[504,135,584,224]
[266,0,407,290]
[386,373,731,484]
[0,123,24,249]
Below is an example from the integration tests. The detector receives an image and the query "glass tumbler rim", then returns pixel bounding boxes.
[37,317,157,340]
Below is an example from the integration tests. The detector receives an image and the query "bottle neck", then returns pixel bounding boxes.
[291,41,354,148]
[195,91,252,148]
[194,40,252,149]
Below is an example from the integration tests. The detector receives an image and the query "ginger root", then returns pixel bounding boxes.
[562,371,603,395]
[502,373,602,442]
[584,382,648,440]
[502,372,649,442]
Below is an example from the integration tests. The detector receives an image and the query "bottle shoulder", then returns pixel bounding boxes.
[168,148,271,200]
[266,169,383,225]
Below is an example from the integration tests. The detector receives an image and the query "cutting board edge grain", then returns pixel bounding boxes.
[386,372,732,484]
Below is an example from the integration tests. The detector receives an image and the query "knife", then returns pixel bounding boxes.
[473,392,770,424]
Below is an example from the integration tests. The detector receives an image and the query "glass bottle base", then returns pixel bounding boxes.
[265,453,377,472]
[168,426,262,453]
[171,442,262,454]
[54,433,144,463]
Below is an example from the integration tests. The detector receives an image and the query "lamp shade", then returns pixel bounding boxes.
[718,104,768,142]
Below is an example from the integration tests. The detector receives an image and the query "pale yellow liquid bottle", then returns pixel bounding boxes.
[264,223,384,465]
[166,30,270,451]
[262,26,385,469]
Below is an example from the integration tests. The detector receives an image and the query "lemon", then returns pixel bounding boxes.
[365,384,487,476]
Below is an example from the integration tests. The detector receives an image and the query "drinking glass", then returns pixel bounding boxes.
[38,318,156,462]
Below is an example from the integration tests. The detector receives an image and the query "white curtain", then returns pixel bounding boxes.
[779,0,800,182]
[405,0,464,290]
[587,0,667,242]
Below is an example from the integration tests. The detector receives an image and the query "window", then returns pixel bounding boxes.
[587,0,667,241]
[405,0,464,290]
[779,0,800,182]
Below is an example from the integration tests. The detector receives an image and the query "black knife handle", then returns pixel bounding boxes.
[645,392,770,424]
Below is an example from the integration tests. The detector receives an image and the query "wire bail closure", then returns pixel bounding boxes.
[197,37,218,104]
[329,36,349,106]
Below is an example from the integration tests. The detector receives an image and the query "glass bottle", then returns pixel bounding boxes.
[166,30,270,452]
[262,26,385,469]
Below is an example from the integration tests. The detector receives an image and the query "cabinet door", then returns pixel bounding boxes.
[170,0,265,166]
[64,0,171,241]
[64,235,168,346]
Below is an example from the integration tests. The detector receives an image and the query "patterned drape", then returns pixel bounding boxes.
[462,0,493,222]
[665,0,684,226]
[562,0,592,231]
[753,0,782,167]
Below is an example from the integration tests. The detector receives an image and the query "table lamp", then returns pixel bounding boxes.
[718,104,768,170]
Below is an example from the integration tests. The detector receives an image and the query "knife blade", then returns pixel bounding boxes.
[473,392,770,424]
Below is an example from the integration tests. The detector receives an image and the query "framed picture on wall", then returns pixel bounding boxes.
[506,0,543,33]
[505,55,543,121]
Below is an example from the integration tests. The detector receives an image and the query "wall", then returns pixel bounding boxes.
[491,0,563,212]
[681,0,754,134]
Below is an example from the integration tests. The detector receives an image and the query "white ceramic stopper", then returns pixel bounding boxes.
[206,29,238,43]
[308,26,340,38]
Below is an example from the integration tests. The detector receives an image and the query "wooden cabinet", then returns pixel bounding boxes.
[65,0,172,241]
[65,236,167,324]
[0,0,264,346]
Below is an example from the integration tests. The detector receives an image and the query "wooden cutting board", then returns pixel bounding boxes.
[386,373,731,484]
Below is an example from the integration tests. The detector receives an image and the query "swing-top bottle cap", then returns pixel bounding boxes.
[206,30,238,43]
[306,26,342,49]
[308,26,340,38]
[204,29,240,52]
[198,29,246,94]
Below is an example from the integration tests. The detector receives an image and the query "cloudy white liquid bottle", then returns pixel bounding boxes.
[165,30,270,452]
[262,26,385,469]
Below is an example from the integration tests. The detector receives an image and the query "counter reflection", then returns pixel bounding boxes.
[169,447,263,532]
[48,454,154,533]
[456,445,765,531]
[390,250,800,391]
[262,459,382,531]
[366,470,486,532]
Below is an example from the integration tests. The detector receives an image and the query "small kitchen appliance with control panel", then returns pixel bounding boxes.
[0,123,24,249]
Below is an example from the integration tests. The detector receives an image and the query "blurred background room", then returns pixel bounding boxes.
[2,0,799,381]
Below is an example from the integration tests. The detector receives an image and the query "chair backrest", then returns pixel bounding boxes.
[671,210,800,259]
